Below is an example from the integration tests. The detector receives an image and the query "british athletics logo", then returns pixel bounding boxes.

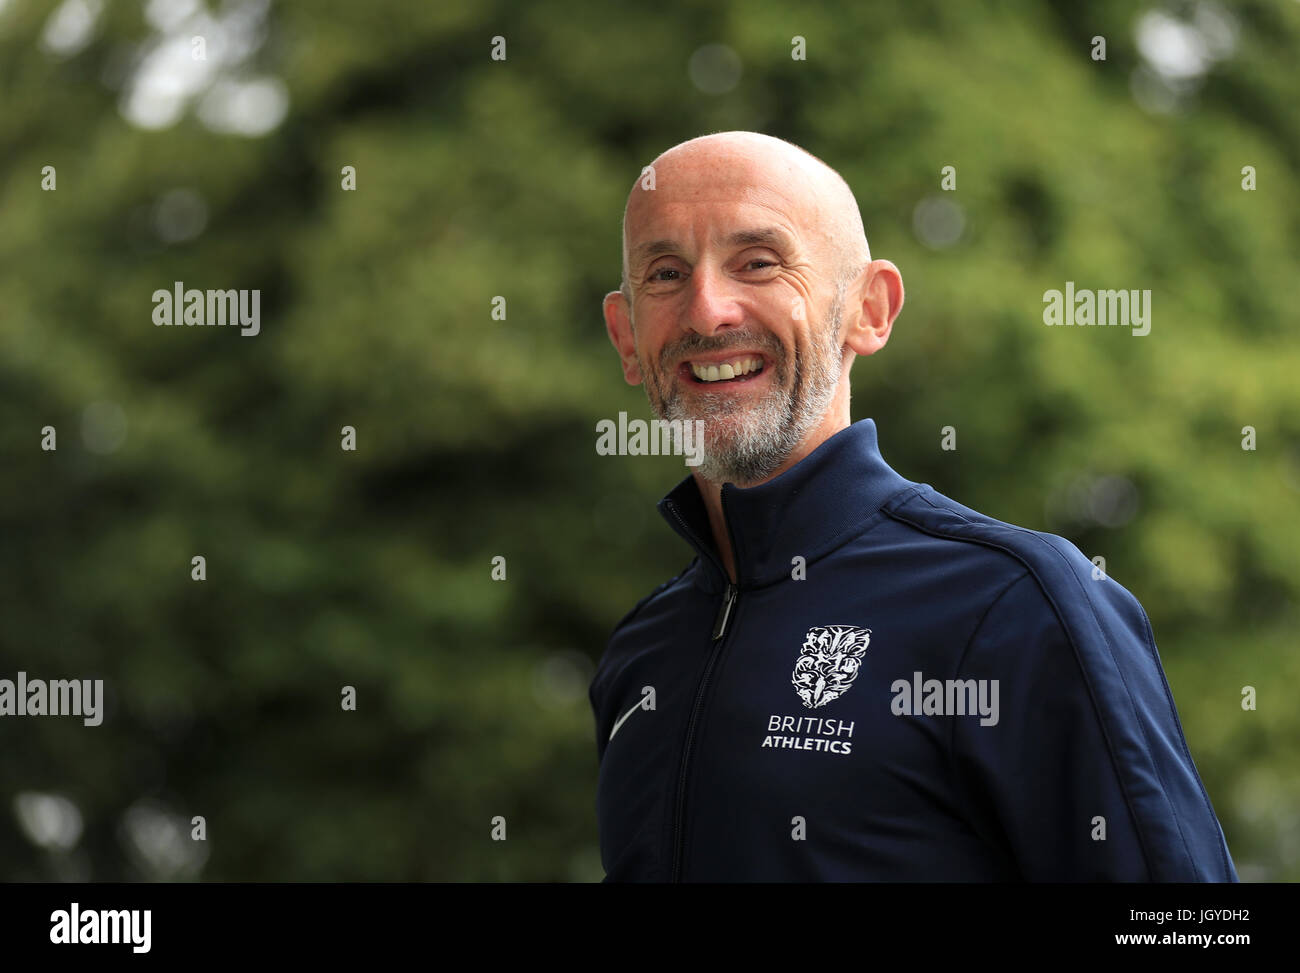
[760,625,870,757]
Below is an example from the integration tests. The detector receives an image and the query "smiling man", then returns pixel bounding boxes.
[589,131,1237,882]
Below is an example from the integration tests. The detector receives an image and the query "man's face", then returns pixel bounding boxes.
[615,163,848,486]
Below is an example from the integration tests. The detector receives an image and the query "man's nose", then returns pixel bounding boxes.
[682,263,746,336]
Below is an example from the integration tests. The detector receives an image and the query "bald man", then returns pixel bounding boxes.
[588,131,1237,883]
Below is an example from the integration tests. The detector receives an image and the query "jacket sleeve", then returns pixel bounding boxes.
[950,567,1238,881]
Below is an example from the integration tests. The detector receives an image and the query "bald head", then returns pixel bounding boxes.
[620,131,871,302]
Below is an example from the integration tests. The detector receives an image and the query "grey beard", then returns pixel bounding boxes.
[645,285,845,487]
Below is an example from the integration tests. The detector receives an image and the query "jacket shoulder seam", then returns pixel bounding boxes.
[944,567,1032,864]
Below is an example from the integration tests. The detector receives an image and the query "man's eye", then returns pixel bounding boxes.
[747,260,774,270]
[649,268,681,281]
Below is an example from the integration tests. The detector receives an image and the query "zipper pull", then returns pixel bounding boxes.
[712,583,738,641]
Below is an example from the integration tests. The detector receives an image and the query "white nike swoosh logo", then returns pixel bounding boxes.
[608,697,647,742]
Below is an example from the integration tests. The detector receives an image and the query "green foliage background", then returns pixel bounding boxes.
[1,0,1296,881]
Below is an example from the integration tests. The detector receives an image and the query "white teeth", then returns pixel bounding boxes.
[690,356,764,382]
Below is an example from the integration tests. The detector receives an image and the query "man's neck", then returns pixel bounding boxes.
[695,414,850,584]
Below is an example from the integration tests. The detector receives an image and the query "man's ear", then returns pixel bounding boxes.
[844,260,904,358]
[603,290,643,385]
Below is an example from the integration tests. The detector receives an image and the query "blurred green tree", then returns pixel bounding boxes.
[0,0,1295,881]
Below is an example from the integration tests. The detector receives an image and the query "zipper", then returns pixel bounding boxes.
[711,582,738,641]
[664,500,742,882]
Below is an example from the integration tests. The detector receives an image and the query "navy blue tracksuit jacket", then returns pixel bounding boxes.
[588,418,1237,882]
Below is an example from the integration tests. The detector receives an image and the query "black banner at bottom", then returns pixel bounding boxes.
[0,881,1287,959]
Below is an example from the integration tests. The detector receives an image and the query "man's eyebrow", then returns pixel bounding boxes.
[630,239,680,266]
[723,227,792,250]
[630,227,793,268]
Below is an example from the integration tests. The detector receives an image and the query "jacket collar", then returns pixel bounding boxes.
[657,418,918,593]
